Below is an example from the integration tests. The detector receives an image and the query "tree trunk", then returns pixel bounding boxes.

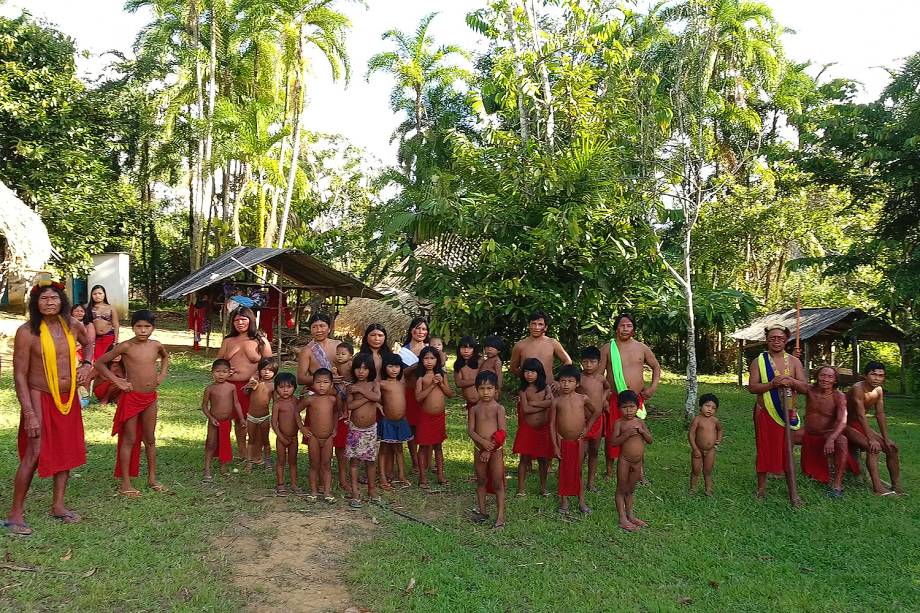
[504,1,530,146]
[189,1,205,270]
[199,0,218,264]
[277,30,307,250]
[526,0,554,148]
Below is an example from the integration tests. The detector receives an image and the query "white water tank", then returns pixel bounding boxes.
[87,252,130,319]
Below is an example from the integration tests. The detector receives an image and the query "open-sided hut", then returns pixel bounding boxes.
[0,181,52,304]
[730,307,907,393]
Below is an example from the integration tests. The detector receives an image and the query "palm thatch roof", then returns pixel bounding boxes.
[730,308,904,345]
[0,181,52,281]
[334,287,431,344]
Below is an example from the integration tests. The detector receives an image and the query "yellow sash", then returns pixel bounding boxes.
[39,316,77,415]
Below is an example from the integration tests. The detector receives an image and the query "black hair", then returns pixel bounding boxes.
[382,352,404,380]
[226,305,267,350]
[475,370,498,387]
[414,346,444,378]
[483,335,505,352]
[83,284,109,325]
[558,364,581,383]
[361,323,394,358]
[257,356,279,373]
[580,346,601,361]
[864,361,885,375]
[275,372,297,388]
[351,352,378,381]
[337,341,354,355]
[28,283,70,335]
[815,364,839,388]
[618,389,639,407]
[454,335,480,372]
[699,393,719,408]
[613,313,635,331]
[403,316,431,346]
[307,312,332,328]
[312,367,333,382]
[212,359,231,370]
[131,310,156,326]
[519,357,547,392]
[529,310,549,325]
[70,304,85,316]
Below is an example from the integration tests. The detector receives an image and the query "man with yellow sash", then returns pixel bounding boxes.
[6,281,94,536]
[747,324,805,500]
[599,314,661,478]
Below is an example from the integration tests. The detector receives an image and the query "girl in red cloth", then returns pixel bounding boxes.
[83,285,119,361]
[414,347,454,488]
[201,360,245,481]
[399,317,430,474]
[513,358,553,497]
[468,371,507,530]
[94,310,170,497]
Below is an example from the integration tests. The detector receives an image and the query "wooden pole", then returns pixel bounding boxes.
[784,296,802,508]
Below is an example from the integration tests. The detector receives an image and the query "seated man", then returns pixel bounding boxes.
[785,365,849,498]
[846,362,902,495]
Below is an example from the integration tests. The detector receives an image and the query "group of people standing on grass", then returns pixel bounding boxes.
[5,280,905,536]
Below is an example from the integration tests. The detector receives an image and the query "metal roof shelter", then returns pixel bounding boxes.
[160,246,383,300]
[731,307,908,393]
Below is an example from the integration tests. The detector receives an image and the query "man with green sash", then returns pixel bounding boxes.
[747,324,805,500]
[599,314,661,478]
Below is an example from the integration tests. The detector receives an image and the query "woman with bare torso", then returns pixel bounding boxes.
[84,285,119,361]
[398,317,430,473]
[217,306,273,460]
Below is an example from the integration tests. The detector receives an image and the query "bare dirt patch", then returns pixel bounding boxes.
[215,501,376,612]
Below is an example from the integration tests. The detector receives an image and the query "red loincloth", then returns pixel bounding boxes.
[232,381,251,418]
[405,387,422,427]
[112,391,157,478]
[557,438,582,497]
[333,418,349,449]
[512,404,552,459]
[606,394,645,459]
[18,392,86,479]
[801,432,847,484]
[415,410,446,446]
[94,333,116,361]
[755,408,788,475]
[93,379,117,405]
[484,430,507,495]
[217,417,233,465]
[585,413,603,441]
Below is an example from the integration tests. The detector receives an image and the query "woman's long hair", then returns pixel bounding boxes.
[226,305,266,350]
[29,284,70,335]
[83,284,109,325]
[361,323,394,357]
[519,357,547,392]
[403,316,430,347]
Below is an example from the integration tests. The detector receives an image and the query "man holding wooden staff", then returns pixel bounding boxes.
[747,324,805,504]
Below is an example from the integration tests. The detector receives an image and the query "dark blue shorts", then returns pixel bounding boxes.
[377,417,413,443]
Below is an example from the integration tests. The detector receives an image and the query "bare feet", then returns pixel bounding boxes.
[704,489,713,497]
[579,504,592,515]
[754,489,766,500]
[629,516,648,528]
[50,510,82,524]
[619,519,639,532]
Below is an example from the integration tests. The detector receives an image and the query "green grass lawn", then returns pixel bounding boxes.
[1,354,918,611]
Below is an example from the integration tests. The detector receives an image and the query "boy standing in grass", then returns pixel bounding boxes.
[688,393,722,496]
[302,368,340,503]
[549,365,600,515]
[468,371,507,529]
[95,310,170,497]
[577,346,610,492]
[201,359,245,481]
[609,390,652,531]
[272,372,306,497]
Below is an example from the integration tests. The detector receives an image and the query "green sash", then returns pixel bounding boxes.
[610,340,646,420]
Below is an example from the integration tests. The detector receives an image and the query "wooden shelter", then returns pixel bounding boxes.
[0,180,52,305]
[159,246,383,354]
[730,307,907,393]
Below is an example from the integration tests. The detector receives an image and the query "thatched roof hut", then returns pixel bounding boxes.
[334,287,430,345]
[0,181,52,282]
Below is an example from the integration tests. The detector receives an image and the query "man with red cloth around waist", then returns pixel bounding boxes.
[600,314,661,480]
[746,324,806,501]
[785,365,851,498]
[845,362,903,495]
[7,281,94,536]
[550,365,601,516]
[95,310,170,498]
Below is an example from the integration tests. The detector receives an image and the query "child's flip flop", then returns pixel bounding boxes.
[2,520,33,536]
[50,511,81,524]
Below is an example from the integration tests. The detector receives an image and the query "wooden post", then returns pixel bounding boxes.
[899,340,907,395]
[737,339,745,387]
[851,333,860,375]
[803,340,810,377]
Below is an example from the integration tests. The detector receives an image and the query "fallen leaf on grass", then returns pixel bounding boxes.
[708,580,719,589]
[81,568,97,578]
[800,567,813,574]
[0,583,22,594]
[371,516,379,525]
[60,548,72,562]
[0,563,37,573]
[759,555,774,561]
[404,578,416,594]
[178,587,191,601]
[678,596,693,605]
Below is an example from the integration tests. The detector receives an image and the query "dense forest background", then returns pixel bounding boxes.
[2,1,917,395]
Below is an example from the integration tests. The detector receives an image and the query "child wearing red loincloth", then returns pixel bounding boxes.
[550,365,601,516]
[415,347,454,489]
[201,359,245,481]
[513,358,553,497]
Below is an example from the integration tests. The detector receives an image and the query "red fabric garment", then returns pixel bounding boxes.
[493,429,507,446]
[557,438,582,497]
[333,418,349,449]
[405,387,422,427]
[512,413,552,459]
[801,432,833,484]
[232,381,251,417]
[585,413,603,440]
[217,417,233,465]
[94,379,113,403]
[94,332,116,361]
[18,392,86,479]
[415,410,447,445]
[112,391,157,478]
[605,394,645,459]
[755,408,788,475]
[485,430,507,494]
